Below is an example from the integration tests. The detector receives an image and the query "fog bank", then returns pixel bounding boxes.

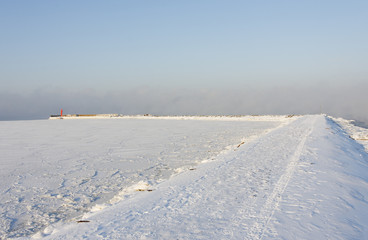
[1,83,367,125]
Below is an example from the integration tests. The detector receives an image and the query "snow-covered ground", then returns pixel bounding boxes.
[1,115,368,239]
[0,116,287,239]
[331,116,368,151]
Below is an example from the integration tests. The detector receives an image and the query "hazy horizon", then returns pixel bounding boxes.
[1,81,367,126]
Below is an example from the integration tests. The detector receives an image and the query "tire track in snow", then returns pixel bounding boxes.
[249,116,316,240]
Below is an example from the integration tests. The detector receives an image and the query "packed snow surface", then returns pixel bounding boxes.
[1,115,368,239]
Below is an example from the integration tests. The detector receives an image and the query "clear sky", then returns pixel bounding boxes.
[0,1,367,122]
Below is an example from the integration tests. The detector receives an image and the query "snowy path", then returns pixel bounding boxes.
[36,115,368,239]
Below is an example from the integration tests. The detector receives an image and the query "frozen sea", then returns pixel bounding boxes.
[0,117,283,238]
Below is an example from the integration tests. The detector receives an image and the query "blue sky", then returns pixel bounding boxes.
[0,1,367,121]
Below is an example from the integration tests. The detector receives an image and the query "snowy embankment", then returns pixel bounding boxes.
[331,117,368,151]
[1,115,368,239]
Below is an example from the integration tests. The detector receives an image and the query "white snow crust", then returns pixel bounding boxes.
[331,117,368,151]
[1,115,368,239]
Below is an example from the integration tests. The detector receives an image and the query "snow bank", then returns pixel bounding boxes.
[330,116,368,151]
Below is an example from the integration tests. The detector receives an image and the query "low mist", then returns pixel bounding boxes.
[1,82,367,126]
